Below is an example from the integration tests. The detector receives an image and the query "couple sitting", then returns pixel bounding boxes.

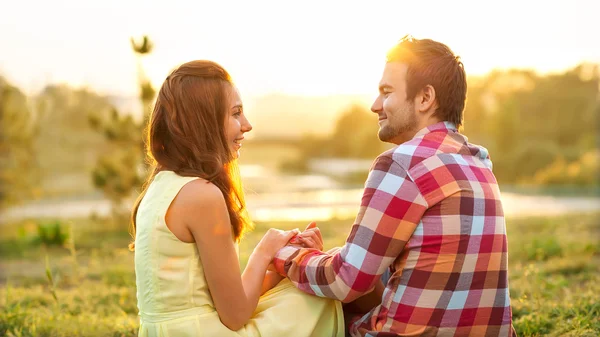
[131,36,516,337]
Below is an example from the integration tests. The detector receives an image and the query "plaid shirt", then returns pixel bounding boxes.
[273,122,515,336]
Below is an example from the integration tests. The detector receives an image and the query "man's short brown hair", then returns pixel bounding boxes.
[387,35,467,127]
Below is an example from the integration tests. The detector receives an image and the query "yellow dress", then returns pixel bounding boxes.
[134,171,344,337]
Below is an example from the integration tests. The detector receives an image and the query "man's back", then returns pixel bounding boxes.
[274,122,515,336]
[357,121,513,336]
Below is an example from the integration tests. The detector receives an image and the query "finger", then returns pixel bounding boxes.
[285,229,300,240]
[300,230,323,247]
[316,229,323,246]
[299,236,319,249]
[299,230,317,240]
[301,236,323,250]
[305,221,317,231]
[303,227,322,236]
[307,227,324,246]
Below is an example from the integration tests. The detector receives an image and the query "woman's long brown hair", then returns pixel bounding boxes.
[129,60,251,250]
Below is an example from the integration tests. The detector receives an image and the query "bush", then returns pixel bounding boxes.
[35,221,69,247]
[534,150,599,186]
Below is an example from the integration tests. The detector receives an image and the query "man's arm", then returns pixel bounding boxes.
[343,278,386,315]
[260,223,323,295]
[273,155,428,302]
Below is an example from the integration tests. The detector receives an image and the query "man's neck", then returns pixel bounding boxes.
[417,115,443,131]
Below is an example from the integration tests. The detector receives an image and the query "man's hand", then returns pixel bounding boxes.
[267,222,324,272]
[289,221,324,251]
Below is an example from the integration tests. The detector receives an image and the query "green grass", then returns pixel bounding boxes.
[1,212,599,336]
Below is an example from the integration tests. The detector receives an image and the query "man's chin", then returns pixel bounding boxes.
[378,131,405,145]
[378,129,394,143]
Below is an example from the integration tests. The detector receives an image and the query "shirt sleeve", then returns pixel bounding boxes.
[273,155,428,302]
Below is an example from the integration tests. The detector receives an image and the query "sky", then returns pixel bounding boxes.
[0,0,598,98]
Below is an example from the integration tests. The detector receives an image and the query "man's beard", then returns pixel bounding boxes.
[378,107,418,143]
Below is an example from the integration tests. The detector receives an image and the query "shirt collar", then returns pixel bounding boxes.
[413,121,457,139]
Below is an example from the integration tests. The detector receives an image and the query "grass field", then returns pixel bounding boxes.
[1,212,599,336]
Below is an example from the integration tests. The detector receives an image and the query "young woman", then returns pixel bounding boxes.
[131,60,343,336]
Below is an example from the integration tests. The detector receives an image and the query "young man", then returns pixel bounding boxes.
[273,36,516,336]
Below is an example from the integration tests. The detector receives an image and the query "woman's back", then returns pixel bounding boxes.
[135,170,214,314]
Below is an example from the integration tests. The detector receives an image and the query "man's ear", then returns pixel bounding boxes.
[417,85,437,113]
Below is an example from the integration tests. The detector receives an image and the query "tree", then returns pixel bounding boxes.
[34,85,112,194]
[131,35,156,127]
[0,78,39,208]
[90,35,156,225]
[330,104,388,158]
[462,64,599,185]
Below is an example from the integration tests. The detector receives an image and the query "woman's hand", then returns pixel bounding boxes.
[289,222,324,251]
[254,228,300,259]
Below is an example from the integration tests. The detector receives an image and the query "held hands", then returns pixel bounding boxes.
[264,222,324,273]
[288,222,324,251]
[257,221,324,264]
[255,228,300,260]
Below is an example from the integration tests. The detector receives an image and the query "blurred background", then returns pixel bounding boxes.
[0,1,599,336]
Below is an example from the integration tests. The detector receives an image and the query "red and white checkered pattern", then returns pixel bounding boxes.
[274,122,516,336]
